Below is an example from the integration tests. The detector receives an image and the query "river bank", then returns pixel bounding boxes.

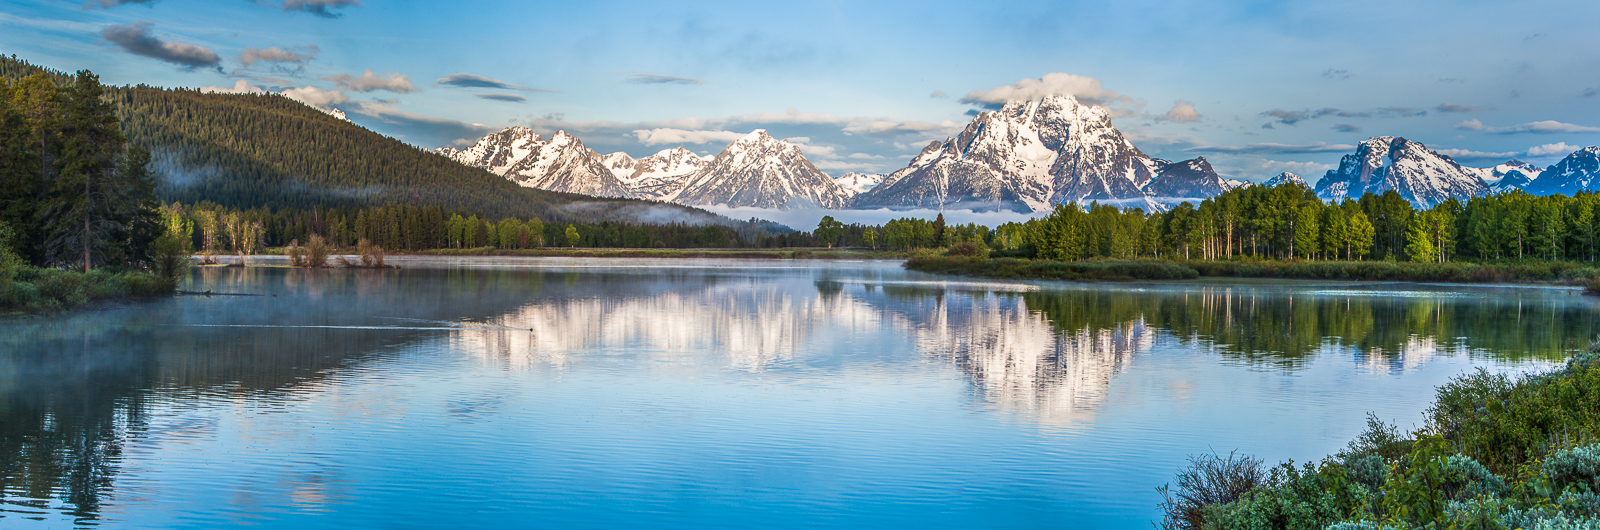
[905,255,1600,286]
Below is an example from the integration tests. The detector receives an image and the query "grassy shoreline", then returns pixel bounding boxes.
[1158,353,1600,529]
[905,255,1600,286]
[1,267,178,316]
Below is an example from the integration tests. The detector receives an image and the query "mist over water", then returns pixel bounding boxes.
[0,258,1590,528]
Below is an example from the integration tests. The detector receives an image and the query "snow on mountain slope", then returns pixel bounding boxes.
[1523,146,1600,196]
[1312,136,1488,208]
[673,130,851,209]
[1262,172,1309,188]
[834,173,885,197]
[1143,157,1230,199]
[852,95,1158,212]
[437,127,631,198]
[622,147,711,201]
[602,152,636,180]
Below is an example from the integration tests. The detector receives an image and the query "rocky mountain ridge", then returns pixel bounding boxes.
[438,115,1599,212]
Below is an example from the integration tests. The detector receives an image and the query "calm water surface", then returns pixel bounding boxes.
[2,257,1595,528]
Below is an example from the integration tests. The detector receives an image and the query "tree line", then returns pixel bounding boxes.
[888,184,1600,264]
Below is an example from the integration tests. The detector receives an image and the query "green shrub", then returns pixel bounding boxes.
[1546,445,1600,492]
[1157,451,1265,530]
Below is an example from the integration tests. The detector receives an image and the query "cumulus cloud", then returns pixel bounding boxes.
[99,21,220,69]
[960,73,1140,114]
[199,79,267,94]
[930,90,948,99]
[436,73,555,92]
[1332,124,1361,133]
[840,118,961,137]
[279,85,349,111]
[322,69,417,93]
[239,45,318,67]
[1456,119,1485,131]
[82,0,155,9]
[632,128,748,145]
[1186,142,1356,155]
[276,0,360,18]
[1527,142,1578,157]
[475,93,526,102]
[1437,103,1497,113]
[1156,101,1201,123]
[626,73,703,85]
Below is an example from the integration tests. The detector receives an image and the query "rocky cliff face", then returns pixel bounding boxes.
[1522,147,1600,196]
[1144,157,1231,199]
[851,95,1159,212]
[437,127,630,197]
[673,130,851,209]
[1312,136,1489,208]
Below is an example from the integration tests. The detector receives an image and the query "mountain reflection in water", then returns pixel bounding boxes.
[0,260,1592,527]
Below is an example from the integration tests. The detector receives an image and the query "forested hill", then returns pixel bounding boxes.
[0,54,782,232]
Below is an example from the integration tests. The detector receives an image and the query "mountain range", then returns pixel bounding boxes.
[443,95,1599,212]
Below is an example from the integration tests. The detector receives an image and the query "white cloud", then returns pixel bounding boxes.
[323,69,417,93]
[960,73,1138,113]
[199,79,267,95]
[1156,101,1202,123]
[238,45,317,67]
[1461,119,1600,134]
[279,85,349,110]
[1527,142,1577,157]
[632,128,747,145]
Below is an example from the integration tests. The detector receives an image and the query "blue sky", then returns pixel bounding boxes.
[3,0,1598,182]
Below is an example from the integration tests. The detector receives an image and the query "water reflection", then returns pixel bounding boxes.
[1,262,1596,526]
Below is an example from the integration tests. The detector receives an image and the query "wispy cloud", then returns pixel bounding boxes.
[929,90,948,99]
[1460,120,1600,134]
[276,0,360,18]
[1332,124,1361,133]
[82,0,155,9]
[1321,69,1351,80]
[1436,103,1497,113]
[960,73,1142,115]
[632,128,747,145]
[1433,148,1518,160]
[474,93,526,102]
[436,73,556,92]
[99,21,220,69]
[322,69,417,93]
[626,73,703,85]
[1186,142,1356,154]
[238,45,317,68]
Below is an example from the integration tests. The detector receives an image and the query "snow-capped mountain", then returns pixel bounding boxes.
[1262,172,1309,188]
[1144,157,1231,200]
[673,130,851,209]
[602,152,636,180]
[1523,147,1600,196]
[1312,137,1489,208]
[834,173,885,197]
[437,127,630,198]
[852,95,1160,212]
[1481,160,1544,194]
[621,147,711,201]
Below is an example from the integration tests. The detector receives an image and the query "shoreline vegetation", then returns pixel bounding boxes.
[1158,352,1600,529]
[905,253,1600,288]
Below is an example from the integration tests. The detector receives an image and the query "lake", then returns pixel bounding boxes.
[1,257,1592,529]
